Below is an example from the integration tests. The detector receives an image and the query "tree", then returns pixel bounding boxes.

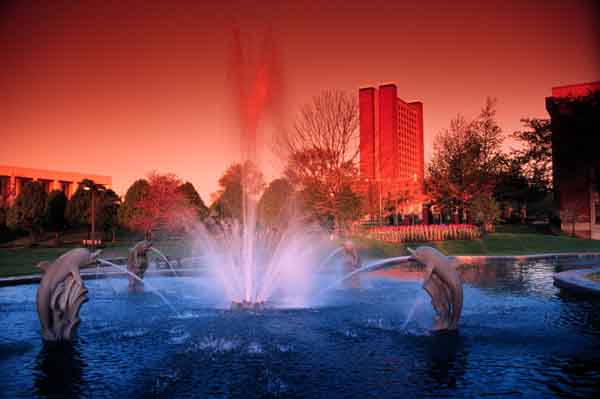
[258,178,294,227]
[210,161,265,220]
[96,189,120,242]
[118,179,150,229]
[65,179,95,227]
[512,118,552,192]
[45,190,68,243]
[426,98,505,219]
[6,181,47,243]
[177,182,209,220]
[120,172,195,238]
[279,90,360,227]
[334,184,363,232]
[468,194,501,233]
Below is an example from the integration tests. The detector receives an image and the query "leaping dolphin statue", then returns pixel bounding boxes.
[36,248,101,341]
[407,246,463,331]
[127,240,153,290]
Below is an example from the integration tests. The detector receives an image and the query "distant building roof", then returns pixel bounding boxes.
[550,81,600,98]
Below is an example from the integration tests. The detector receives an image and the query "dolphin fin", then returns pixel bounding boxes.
[36,261,51,273]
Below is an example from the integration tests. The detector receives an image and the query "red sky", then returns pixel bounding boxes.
[1,0,598,202]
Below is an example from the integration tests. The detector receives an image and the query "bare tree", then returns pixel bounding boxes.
[278,90,360,227]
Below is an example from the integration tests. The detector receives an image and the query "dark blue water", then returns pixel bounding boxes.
[1,261,599,398]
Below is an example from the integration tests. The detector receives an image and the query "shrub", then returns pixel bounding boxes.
[366,224,481,243]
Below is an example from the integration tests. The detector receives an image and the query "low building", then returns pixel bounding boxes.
[546,81,600,239]
[0,165,112,205]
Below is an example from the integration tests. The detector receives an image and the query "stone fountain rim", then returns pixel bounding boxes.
[553,267,600,296]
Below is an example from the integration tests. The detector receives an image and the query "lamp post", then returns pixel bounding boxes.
[81,182,105,248]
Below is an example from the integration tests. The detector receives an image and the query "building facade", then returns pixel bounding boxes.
[358,84,425,220]
[0,165,112,206]
[546,81,600,239]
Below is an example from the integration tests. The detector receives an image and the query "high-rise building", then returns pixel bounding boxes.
[358,84,424,218]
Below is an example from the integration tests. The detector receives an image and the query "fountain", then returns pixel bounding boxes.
[188,29,321,309]
[35,248,101,341]
[126,240,153,291]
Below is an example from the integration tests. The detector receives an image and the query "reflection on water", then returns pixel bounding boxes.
[422,332,468,390]
[34,341,85,399]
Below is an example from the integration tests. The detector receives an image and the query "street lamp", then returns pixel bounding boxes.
[81,182,105,248]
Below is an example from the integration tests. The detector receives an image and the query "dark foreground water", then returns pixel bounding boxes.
[1,261,600,399]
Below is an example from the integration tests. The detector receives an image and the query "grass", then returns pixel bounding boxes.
[3,226,600,278]
[351,229,600,258]
[0,238,195,278]
[586,272,600,282]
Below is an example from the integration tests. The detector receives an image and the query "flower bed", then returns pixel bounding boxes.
[366,224,481,242]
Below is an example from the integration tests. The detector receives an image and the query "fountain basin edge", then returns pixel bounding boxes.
[553,267,600,296]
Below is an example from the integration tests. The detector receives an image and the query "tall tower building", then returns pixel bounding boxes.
[358,84,424,216]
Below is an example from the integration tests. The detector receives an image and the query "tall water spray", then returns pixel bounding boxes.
[192,29,323,306]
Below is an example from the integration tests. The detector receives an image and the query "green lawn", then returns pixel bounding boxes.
[0,239,195,278]
[352,231,600,258]
[3,228,600,278]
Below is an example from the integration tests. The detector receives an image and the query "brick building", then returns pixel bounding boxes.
[357,84,425,221]
[546,81,600,239]
[0,165,112,206]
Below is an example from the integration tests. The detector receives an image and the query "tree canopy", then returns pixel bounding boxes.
[6,181,47,242]
[210,161,265,221]
[512,118,552,192]
[258,178,294,227]
[426,98,505,213]
[120,172,195,236]
[65,178,96,227]
[118,179,150,229]
[44,189,68,234]
[177,182,209,220]
[278,90,361,228]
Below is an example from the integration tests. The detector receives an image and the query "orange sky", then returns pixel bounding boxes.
[1,0,598,202]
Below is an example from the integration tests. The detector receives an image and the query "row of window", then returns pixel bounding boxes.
[0,176,73,196]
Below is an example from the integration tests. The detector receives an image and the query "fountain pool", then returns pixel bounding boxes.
[1,259,599,398]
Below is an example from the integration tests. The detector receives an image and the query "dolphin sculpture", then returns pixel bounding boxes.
[407,246,463,331]
[36,248,101,341]
[127,240,153,290]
